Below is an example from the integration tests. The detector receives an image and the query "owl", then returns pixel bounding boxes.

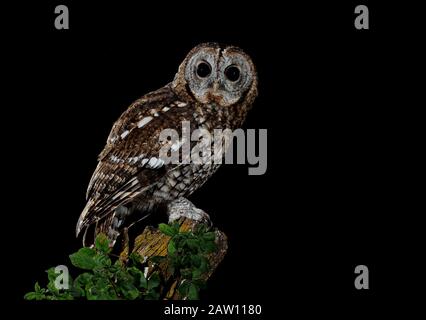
[76,43,258,246]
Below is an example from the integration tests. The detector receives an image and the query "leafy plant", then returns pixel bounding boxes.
[24,223,217,300]
[155,222,217,300]
[24,234,160,300]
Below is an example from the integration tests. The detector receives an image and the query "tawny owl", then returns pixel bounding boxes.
[76,43,258,245]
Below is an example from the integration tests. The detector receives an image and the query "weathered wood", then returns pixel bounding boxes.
[120,217,227,299]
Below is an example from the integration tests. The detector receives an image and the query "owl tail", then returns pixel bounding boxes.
[76,199,95,238]
[76,203,133,247]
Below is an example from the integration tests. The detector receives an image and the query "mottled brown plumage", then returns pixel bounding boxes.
[76,43,257,245]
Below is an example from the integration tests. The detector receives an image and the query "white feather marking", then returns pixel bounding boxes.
[110,155,122,163]
[128,155,145,164]
[112,191,124,200]
[147,157,165,169]
[156,158,165,168]
[111,179,139,200]
[176,102,187,107]
[141,158,149,166]
[148,157,157,167]
[162,106,170,112]
[137,116,153,128]
[120,130,129,139]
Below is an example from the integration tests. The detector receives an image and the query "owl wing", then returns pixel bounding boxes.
[76,85,192,236]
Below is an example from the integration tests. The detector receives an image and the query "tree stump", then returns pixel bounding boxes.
[120,216,227,299]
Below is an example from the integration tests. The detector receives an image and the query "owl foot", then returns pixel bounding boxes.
[167,197,211,226]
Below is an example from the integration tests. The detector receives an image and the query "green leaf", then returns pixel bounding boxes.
[181,254,192,267]
[86,284,116,300]
[24,292,37,300]
[140,275,148,290]
[202,231,216,241]
[72,272,93,298]
[192,269,202,279]
[94,253,111,267]
[54,292,74,300]
[171,221,181,234]
[190,255,202,268]
[188,283,199,300]
[127,267,147,289]
[34,282,42,293]
[181,269,192,279]
[110,259,124,273]
[95,233,111,254]
[70,285,85,298]
[86,275,117,300]
[74,273,93,286]
[150,256,166,264]
[145,290,160,300]
[148,272,160,290]
[198,257,209,273]
[158,223,176,237]
[192,278,207,289]
[35,293,46,300]
[185,239,200,251]
[46,267,58,283]
[33,282,47,300]
[47,281,59,295]
[195,224,207,235]
[69,247,97,270]
[201,240,217,253]
[119,281,140,300]
[129,252,142,265]
[178,280,190,296]
[33,283,47,300]
[114,259,123,266]
[168,240,177,255]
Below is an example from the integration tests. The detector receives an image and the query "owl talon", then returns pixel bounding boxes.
[167,197,211,226]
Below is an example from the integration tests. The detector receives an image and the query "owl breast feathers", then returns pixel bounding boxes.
[76,43,258,244]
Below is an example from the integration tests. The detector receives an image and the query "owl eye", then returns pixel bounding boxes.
[224,65,240,82]
[196,61,212,78]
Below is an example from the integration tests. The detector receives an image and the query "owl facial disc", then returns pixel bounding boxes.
[180,43,256,107]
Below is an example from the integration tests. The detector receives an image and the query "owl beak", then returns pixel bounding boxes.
[212,81,220,92]
[208,82,224,104]
[204,81,226,105]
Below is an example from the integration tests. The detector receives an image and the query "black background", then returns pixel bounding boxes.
[1,0,423,317]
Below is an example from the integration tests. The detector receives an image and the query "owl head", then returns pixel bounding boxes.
[172,43,258,107]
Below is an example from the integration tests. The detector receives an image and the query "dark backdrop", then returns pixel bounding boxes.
[2,0,422,316]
